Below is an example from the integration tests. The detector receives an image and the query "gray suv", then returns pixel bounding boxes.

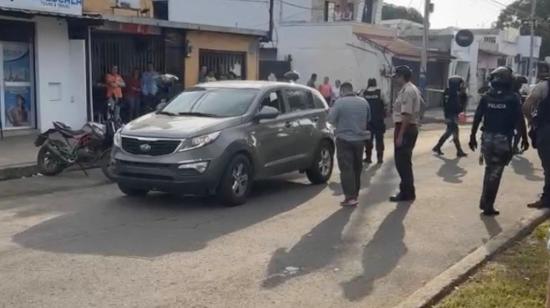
[112,81,335,205]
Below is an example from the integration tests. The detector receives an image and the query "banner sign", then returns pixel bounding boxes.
[0,0,82,16]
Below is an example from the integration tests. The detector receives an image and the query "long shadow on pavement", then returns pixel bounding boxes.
[12,176,325,258]
[262,207,355,288]
[435,155,467,184]
[262,162,393,289]
[341,202,412,301]
[510,155,544,182]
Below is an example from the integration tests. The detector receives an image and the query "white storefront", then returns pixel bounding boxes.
[0,0,87,133]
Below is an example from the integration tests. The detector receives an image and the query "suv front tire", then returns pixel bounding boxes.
[218,154,252,206]
[306,141,334,184]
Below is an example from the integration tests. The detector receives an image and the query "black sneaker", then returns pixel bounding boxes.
[389,194,416,202]
[432,147,444,156]
[363,158,372,164]
[482,209,500,216]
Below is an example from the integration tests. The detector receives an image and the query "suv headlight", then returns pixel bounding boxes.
[113,129,122,147]
[178,131,221,152]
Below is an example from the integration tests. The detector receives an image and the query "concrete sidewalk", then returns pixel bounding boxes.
[0,134,39,181]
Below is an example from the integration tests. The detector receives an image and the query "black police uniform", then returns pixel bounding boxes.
[533,80,550,207]
[470,70,524,215]
[363,88,386,163]
[433,77,468,156]
[512,76,529,153]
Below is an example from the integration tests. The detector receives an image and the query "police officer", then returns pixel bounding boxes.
[512,75,529,154]
[433,76,468,157]
[363,78,386,164]
[469,67,528,216]
[524,62,550,209]
[390,66,422,202]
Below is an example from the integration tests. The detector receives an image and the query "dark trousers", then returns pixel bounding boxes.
[435,117,464,152]
[394,123,418,198]
[142,94,157,113]
[537,125,550,204]
[479,133,513,211]
[365,129,385,162]
[337,139,365,199]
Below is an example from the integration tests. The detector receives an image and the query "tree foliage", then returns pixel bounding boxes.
[382,4,424,24]
[496,0,550,58]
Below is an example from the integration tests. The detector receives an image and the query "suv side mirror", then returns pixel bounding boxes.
[156,102,168,111]
[255,106,280,121]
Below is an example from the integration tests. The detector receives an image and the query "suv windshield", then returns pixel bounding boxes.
[161,88,259,118]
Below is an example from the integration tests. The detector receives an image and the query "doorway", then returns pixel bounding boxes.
[0,20,35,131]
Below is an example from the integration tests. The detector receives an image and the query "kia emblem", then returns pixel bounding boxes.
[140,143,152,152]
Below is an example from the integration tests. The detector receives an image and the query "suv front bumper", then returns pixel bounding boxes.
[111,146,227,195]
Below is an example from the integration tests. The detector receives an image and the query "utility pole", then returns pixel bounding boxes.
[421,0,431,101]
[528,0,537,83]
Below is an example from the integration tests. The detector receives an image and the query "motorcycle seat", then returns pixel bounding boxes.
[58,127,87,138]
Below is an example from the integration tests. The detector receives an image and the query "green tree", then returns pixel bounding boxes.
[382,4,424,24]
[496,0,550,58]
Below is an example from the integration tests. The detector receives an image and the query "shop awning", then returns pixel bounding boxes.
[99,14,268,37]
[0,6,102,24]
[355,32,453,61]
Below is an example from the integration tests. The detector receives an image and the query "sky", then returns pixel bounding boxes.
[384,0,517,29]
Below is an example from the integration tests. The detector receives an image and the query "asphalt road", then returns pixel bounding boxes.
[0,124,546,308]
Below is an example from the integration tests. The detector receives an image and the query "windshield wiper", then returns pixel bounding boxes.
[177,112,218,117]
[157,111,177,116]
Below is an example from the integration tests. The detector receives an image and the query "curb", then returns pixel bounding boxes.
[396,209,550,308]
[0,163,38,181]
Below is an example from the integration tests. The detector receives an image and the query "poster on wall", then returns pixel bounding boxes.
[3,42,31,82]
[4,86,32,128]
[0,0,82,16]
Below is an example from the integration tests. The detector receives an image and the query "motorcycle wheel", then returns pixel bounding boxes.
[37,145,66,176]
[100,149,116,182]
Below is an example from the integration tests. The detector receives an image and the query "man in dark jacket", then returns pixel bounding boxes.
[433,76,468,157]
[363,78,386,164]
[469,67,528,216]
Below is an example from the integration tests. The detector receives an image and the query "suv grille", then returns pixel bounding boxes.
[121,137,181,156]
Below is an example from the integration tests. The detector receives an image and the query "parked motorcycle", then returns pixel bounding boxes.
[34,101,121,180]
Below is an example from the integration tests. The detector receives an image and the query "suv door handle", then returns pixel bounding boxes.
[312,116,320,122]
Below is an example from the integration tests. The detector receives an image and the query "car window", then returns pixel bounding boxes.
[285,88,316,112]
[163,88,259,117]
[261,90,286,113]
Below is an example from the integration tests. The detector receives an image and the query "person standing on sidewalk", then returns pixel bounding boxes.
[328,82,371,207]
[363,78,386,164]
[142,63,159,112]
[524,62,550,210]
[469,67,526,216]
[307,73,318,89]
[432,76,468,157]
[319,76,333,106]
[105,65,125,121]
[390,66,421,202]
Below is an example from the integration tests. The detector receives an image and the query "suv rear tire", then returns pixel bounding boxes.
[306,141,334,184]
[118,183,149,197]
[218,154,252,206]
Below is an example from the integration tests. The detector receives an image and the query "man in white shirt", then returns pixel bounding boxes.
[390,66,422,202]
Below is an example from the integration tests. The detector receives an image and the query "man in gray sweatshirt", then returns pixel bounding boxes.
[328,82,371,206]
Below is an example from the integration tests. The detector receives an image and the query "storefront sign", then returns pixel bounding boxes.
[0,0,82,16]
[97,21,162,36]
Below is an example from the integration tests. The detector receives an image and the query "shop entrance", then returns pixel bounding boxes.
[0,20,35,132]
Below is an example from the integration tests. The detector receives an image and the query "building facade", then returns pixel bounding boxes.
[0,1,89,133]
